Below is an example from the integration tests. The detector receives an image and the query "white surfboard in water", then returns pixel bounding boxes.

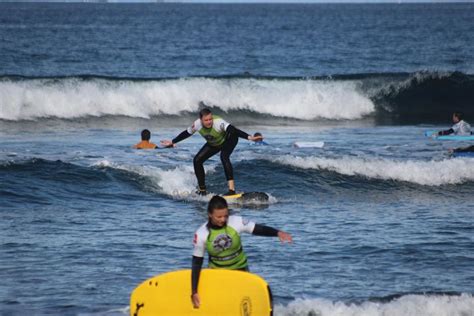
[293,141,325,148]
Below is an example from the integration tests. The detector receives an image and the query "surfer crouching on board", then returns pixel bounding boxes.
[161,108,262,196]
[191,195,292,308]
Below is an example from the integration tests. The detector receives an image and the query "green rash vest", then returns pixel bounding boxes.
[207,225,246,269]
[187,116,230,147]
[193,215,256,270]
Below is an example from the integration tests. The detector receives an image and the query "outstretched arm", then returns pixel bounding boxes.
[438,128,454,136]
[252,224,292,243]
[226,125,263,142]
[160,130,192,147]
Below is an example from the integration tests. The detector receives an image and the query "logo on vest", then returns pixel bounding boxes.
[240,297,252,316]
[213,234,232,252]
[204,134,215,142]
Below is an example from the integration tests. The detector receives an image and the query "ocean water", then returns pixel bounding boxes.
[1,3,474,316]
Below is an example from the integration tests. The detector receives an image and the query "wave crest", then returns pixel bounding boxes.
[373,71,474,123]
[2,72,473,124]
[0,76,374,121]
[273,155,474,186]
[275,293,474,316]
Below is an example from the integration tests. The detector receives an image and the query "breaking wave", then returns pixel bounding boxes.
[273,155,474,186]
[1,72,472,123]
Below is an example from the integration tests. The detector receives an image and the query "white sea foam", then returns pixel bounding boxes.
[0,78,374,121]
[275,293,474,316]
[92,159,276,204]
[273,155,474,186]
[93,160,200,199]
[91,160,257,202]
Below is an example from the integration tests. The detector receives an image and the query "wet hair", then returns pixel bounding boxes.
[453,112,463,121]
[141,129,151,141]
[199,108,212,118]
[253,132,262,137]
[207,195,228,214]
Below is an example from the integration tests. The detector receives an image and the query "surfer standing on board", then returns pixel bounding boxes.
[161,108,262,196]
[190,195,292,308]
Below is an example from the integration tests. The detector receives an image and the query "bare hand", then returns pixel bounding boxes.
[249,135,263,142]
[191,293,200,308]
[160,140,174,148]
[278,231,293,243]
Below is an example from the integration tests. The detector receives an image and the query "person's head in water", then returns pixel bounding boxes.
[133,129,158,149]
[253,132,263,141]
[207,195,229,228]
[199,108,213,129]
[453,112,463,123]
[141,129,151,141]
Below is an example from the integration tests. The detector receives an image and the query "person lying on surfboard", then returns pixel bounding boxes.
[435,112,471,136]
[449,144,474,154]
[160,108,262,196]
[133,129,174,150]
[191,195,292,309]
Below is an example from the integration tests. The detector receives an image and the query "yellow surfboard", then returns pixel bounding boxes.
[222,192,269,203]
[222,193,244,200]
[130,269,273,316]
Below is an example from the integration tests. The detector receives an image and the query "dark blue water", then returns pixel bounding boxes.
[2,3,474,77]
[1,3,474,316]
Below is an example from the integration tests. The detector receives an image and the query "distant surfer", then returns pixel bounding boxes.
[160,108,262,196]
[133,129,159,149]
[449,145,474,154]
[191,195,292,309]
[436,112,472,136]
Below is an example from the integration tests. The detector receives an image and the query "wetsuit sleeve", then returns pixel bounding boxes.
[226,125,250,140]
[252,224,279,237]
[191,256,204,294]
[172,130,192,144]
[438,128,454,136]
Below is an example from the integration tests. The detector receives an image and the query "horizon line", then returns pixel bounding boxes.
[1,0,474,3]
